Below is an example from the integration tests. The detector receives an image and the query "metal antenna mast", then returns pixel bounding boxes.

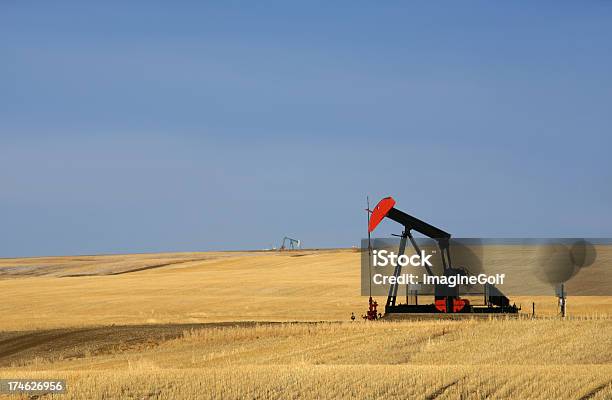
[367,196,372,297]
[362,195,379,320]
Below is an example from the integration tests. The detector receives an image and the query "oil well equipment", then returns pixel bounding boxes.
[366,196,520,315]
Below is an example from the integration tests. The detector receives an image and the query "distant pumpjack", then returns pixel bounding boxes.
[280,236,301,250]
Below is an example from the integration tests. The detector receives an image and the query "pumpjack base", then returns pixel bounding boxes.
[382,312,521,320]
[385,303,520,315]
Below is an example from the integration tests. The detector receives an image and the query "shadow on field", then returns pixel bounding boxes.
[0,322,268,367]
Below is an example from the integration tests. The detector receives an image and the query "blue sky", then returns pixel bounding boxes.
[2,2,611,257]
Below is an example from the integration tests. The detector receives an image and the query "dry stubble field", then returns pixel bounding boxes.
[0,249,611,399]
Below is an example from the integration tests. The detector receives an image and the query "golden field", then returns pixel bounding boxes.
[0,249,611,399]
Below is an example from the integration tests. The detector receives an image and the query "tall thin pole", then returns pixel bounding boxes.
[367,196,372,298]
[560,283,566,318]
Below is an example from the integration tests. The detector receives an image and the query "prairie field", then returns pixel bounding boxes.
[0,249,610,399]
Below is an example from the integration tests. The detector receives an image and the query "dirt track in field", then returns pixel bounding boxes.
[0,322,266,367]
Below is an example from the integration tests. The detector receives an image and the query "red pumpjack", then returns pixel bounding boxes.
[367,196,519,315]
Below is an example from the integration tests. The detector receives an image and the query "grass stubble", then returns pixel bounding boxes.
[0,250,610,399]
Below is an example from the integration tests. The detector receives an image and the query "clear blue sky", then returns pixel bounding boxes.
[2,2,611,257]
